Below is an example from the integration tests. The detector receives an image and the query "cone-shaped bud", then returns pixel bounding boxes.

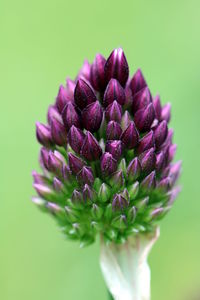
[112,194,129,211]
[68,125,85,154]
[139,148,156,174]
[140,171,156,190]
[153,95,162,121]
[47,105,61,125]
[110,170,125,189]
[33,183,55,200]
[81,132,102,161]
[124,87,133,109]
[69,223,85,237]
[71,189,83,207]
[105,100,122,123]
[121,111,132,130]
[150,207,165,219]
[137,130,155,154]
[36,122,53,147]
[50,117,67,146]
[56,85,72,113]
[127,206,136,223]
[105,140,123,160]
[121,188,130,201]
[100,152,117,176]
[68,153,85,174]
[32,171,49,185]
[168,144,177,162]
[118,158,127,176]
[136,197,149,211]
[161,103,171,123]
[98,183,110,203]
[83,184,96,203]
[40,147,50,170]
[120,121,139,149]
[32,197,47,211]
[112,215,127,229]
[127,157,141,181]
[77,166,94,185]
[74,79,97,110]
[104,203,112,220]
[104,48,129,87]
[162,128,174,148]
[156,151,165,172]
[103,79,126,107]
[91,204,103,220]
[132,87,152,113]
[48,151,63,176]
[82,101,103,132]
[106,121,122,140]
[65,206,78,222]
[66,78,76,99]
[78,60,91,81]
[90,54,106,91]
[168,161,182,185]
[157,177,171,192]
[129,69,147,95]
[62,102,81,131]
[62,165,72,183]
[134,103,155,132]
[168,186,181,206]
[154,120,168,148]
[128,181,139,200]
[53,177,64,192]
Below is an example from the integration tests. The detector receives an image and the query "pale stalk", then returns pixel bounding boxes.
[100,227,160,300]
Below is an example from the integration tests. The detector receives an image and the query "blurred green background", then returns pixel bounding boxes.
[0,0,199,299]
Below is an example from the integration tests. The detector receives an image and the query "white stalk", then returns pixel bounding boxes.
[100,227,160,300]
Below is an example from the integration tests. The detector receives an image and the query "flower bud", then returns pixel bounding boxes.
[68,125,85,154]
[50,117,67,146]
[91,204,103,219]
[168,161,182,185]
[156,151,165,172]
[71,189,83,207]
[134,103,155,132]
[120,121,139,149]
[161,103,171,123]
[62,165,73,183]
[77,166,94,185]
[112,215,127,229]
[36,122,53,147]
[127,157,141,181]
[168,144,177,162]
[40,147,50,170]
[98,183,110,203]
[68,153,85,174]
[153,95,162,121]
[129,69,147,95]
[32,197,47,211]
[168,186,181,206]
[78,60,91,81]
[100,152,117,176]
[112,194,129,211]
[103,79,126,107]
[154,120,168,148]
[90,54,106,91]
[110,170,125,189]
[74,79,97,109]
[105,140,123,160]
[33,183,55,200]
[66,78,76,99]
[132,87,152,113]
[56,85,72,113]
[53,177,64,192]
[121,111,132,131]
[81,132,102,161]
[82,101,103,132]
[105,48,129,87]
[140,171,156,190]
[137,130,155,154]
[139,148,156,174]
[105,100,122,123]
[32,171,49,185]
[83,184,96,203]
[106,121,122,140]
[48,151,63,176]
[157,177,171,192]
[128,181,139,199]
[62,102,81,131]
[127,206,136,223]
[47,105,61,125]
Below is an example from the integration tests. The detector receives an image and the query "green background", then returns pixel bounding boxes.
[1,0,199,299]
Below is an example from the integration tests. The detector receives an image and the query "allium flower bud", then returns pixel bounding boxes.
[103,79,126,107]
[33,47,181,246]
[105,48,129,87]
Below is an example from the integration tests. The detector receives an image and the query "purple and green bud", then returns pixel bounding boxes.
[36,122,53,147]
[105,100,122,123]
[81,132,102,161]
[90,54,106,91]
[106,121,122,140]
[68,125,85,154]
[103,79,126,107]
[129,69,147,95]
[74,79,96,110]
[120,121,139,149]
[82,101,103,132]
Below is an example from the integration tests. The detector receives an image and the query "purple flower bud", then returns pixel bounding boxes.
[153,95,162,121]
[56,85,72,113]
[105,100,122,123]
[66,78,76,99]
[161,103,171,123]
[74,79,97,110]
[124,87,133,109]
[105,140,123,160]
[40,147,50,170]
[106,121,122,140]
[137,130,155,154]
[134,103,155,132]
[103,79,126,107]
[68,153,85,174]
[121,111,132,131]
[112,214,127,229]
[140,171,156,190]
[81,132,102,161]
[32,171,48,185]
[132,87,152,113]
[168,144,177,162]
[50,117,67,146]
[162,128,174,148]
[105,48,129,87]
[77,166,94,185]
[90,54,106,91]
[120,121,139,149]
[83,184,96,203]
[139,148,156,174]
[151,207,164,219]
[62,102,81,131]
[47,105,61,125]
[78,60,91,81]
[168,161,182,185]
[82,101,103,132]
[112,194,129,211]
[154,120,168,148]
[110,170,125,187]
[156,151,165,172]
[168,186,181,206]
[36,122,53,147]
[33,183,54,199]
[46,202,62,214]
[68,125,85,154]
[62,164,73,182]
[48,151,63,176]
[100,152,117,176]
[129,69,147,95]
[71,189,83,207]
[157,177,171,192]
[127,157,141,181]
[53,177,64,192]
